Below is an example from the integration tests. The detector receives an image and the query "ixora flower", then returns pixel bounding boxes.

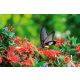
[55,38,64,47]
[7,50,20,64]
[64,56,71,64]
[0,55,3,64]
[75,62,80,67]
[39,49,60,59]
[63,55,75,67]
[21,59,32,67]
[9,46,16,51]
[13,37,21,46]
[76,46,80,53]
[12,37,35,55]
[21,59,35,67]
[16,42,35,54]
[9,37,35,55]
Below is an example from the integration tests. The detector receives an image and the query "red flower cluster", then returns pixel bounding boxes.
[17,42,34,55]
[75,62,80,67]
[9,46,16,51]
[0,34,80,67]
[13,37,34,55]
[40,49,60,59]
[0,55,3,64]
[4,37,35,66]
[64,56,71,64]
[76,46,80,54]
[55,38,64,47]
[21,59,32,67]
[7,50,20,64]
[13,37,21,46]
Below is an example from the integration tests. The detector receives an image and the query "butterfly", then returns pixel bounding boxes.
[40,25,56,48]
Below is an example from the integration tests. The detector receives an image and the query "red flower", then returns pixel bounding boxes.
[16,42,34,54]
[23,54,28,59]
[76,46,80,53]
[75,62,80,67]
[7,50,20,64]
[21,59,32,67]
[40,49,60,59]
[55,38,64,47]
[0,55,3,64]
[9,46,16,51]
[64,56,71,64]
[13,37,21,46]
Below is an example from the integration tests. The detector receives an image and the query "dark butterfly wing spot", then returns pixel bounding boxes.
[52,41,56,45]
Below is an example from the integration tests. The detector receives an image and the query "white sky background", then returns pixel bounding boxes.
[0,68,80,80]
[0,0,80,80]
[0,0,80,14]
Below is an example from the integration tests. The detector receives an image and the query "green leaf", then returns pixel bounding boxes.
[40,53,47,60]
[71,37,77,46]
[35,50,47,60]
[59,56,64,62]
[12,63,22,67]
[69,49,77,55]
[9,41,15,46]
[8,32,15,38]
[35,61,47,67]
[53,61,59,67]
[2,54,6,59]
[49,46,60,51]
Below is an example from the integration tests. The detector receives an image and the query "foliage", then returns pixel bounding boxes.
[1,14,80,47]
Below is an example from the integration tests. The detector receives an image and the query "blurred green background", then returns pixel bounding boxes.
[0,14,80,47]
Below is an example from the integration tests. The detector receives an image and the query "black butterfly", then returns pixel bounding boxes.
[40,25,56,48]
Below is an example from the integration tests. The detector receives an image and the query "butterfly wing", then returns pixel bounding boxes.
[40,25,48,47]
[44,31,55,43]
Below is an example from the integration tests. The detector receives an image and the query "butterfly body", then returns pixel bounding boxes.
[40,25,56,48]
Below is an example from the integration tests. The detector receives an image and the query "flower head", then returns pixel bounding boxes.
[64,56,71,64]
[21,59,32,67]
[75,62,80,67]
[9,46,16,51]
[40,49,60,59]
[13,37,21,46]
[55,38,64,47]
[16,42,34,55]
[76,46,80,54]
[7,50,20,64]
[0,55,3,64]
